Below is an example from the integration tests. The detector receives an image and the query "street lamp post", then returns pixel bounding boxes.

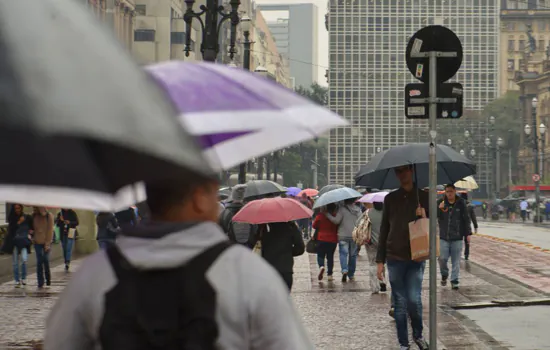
[183,0,241,62]
[237,15,251,184]
[496,137,504,198]
[524,97,546,222]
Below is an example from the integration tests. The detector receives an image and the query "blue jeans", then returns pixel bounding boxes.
[35,244,51,287]
[338,238,357,277]
[317,241,337,275]
[98,239,115,250]
[61,236,74,264]
[439,239,463,283]
[13,247,28,282]
[387,259,425,347]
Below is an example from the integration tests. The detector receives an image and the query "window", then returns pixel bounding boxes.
[506,0,517,9]
[171,32,185,44]
[135,4,146,16]
[134,29,155,42]
[508,39,515,51]
[519,40,525,51]
[508,59,515,71]
[540,39,546,51]
[539,21,547,32]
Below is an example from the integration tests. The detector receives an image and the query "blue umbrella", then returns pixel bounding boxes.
[471,200,482,206]
[313,187,363,209]
[286,187,302,197]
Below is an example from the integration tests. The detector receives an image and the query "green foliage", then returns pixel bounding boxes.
[276,84,329,188]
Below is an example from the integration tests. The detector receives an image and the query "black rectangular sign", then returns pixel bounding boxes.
[405,82,463,119]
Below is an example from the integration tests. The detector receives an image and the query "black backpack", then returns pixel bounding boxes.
[99,241,232,350]
[227,220,255,247]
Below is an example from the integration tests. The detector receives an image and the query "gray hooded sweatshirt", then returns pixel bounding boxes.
[44,221,314,350]
[326,204,362,240]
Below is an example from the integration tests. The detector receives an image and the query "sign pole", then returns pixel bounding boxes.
[428,50,438,349]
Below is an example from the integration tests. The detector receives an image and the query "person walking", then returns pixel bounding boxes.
[115,207,138,228]
[219,185,257,247]
[325,198,362,282]
[11,204,33,287]
[32,207,54,288]
[96,212,120,250]
[55,208,79,272]
[377,165,429,350]
[459,193,477,260]
[312,204,338,281]
[438,184,471,290]
[360,202,387,293]
[253,222,305,290]
[45,176,314,350]
[298,193,313,239]
[520,199,528,222]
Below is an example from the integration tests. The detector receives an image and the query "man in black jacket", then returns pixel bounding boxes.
[459,192,478,260]
[438,185,471,290]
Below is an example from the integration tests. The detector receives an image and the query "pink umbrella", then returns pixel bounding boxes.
[232,197,313,224]
[358,191,389,203]
[298,188,319,197]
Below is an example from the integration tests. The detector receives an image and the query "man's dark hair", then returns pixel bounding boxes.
[373,202,384,211]
[445,184,456,190]
[145,175,216,216]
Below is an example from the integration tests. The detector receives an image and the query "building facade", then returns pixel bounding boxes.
[85,0,136,50]
[500,1,550,95]
[327,0,500,189]
[257,3,318,88]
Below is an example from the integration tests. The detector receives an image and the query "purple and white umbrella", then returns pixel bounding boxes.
[358,191,389,203]
[146,61,348,170]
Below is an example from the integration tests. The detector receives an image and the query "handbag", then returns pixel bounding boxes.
[68,228,77,239]
[306,229,318,254]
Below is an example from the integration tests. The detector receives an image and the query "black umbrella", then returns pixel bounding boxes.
[0,0,212,210]
[318,184,345,197]
[244,180,287,200]
[355,143,476,189]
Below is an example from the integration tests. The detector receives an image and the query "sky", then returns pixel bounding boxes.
[255,0,329,86]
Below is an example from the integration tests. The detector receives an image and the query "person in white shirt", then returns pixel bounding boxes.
[520,200,528,222]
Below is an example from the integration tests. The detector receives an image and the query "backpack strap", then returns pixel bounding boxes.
[185,240,233,275]
[105,244,135,280]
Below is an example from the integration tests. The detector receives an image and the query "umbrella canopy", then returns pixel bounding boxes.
[313,187,363,209]
[358,191,389,203]
[244,180,286,200]
[146,61,348,171]
[355,143,476,189]
[232,197,313,224]
[318,184,345,197]
[455,176,478,190]
[298,188,319,197]
[286,187,302,197]
[0,0,212,211]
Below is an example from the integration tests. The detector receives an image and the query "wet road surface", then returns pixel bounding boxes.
[478,222,550,250]
[459,306,550,350]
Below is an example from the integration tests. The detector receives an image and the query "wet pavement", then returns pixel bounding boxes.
[0,260,81,349]
[1,232,549,349]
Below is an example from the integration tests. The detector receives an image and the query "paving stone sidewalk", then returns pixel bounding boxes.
[291,242,548,350]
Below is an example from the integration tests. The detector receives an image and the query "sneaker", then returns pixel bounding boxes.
[327,275,333,281]
[441,277,448,286]
[65,264,70,272]
[349,276,355,282]
[318,266,325,281]
[451,281,459,290]
[46,280,51,286]
[21,280,26,286]
[342,272,348,283]
[414,337,429,349]
[37,285,44,289]
[380,282,387,292]
[400,346,410,350]
[14,281,21,288]
[464,256,469,261]
[389,308,395,318]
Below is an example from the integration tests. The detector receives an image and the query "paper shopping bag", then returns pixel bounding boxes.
[68,228,77,239]
[408,218,439,262]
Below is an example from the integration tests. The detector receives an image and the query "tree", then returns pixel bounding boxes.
[275,83,329,188]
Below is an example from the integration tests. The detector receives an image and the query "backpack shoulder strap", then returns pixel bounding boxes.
[105,244,135,280]
[186,240,233,275]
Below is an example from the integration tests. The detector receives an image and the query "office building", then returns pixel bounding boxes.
[327,0,500,192]
[258,3,318,88]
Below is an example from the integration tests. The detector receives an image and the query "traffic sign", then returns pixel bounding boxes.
[405,83,463,119]
[533,174,541,182]
[405,25,463,84]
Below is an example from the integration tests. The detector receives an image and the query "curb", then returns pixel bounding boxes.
[474,233,550,254]
[452,298,550,310]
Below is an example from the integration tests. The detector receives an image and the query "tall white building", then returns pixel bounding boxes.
[327,0,500,189]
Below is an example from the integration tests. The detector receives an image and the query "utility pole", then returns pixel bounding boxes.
[237,16,251,184]
[311,149,319,189]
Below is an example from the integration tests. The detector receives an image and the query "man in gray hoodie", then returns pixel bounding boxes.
[325,198,362,282]
[44,176,314,350]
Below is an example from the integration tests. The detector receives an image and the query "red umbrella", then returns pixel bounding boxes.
[298,188,319,197]
[232,197,313,224]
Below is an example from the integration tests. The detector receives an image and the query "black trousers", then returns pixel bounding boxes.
[463,236,470,258]
[281,272,293,292]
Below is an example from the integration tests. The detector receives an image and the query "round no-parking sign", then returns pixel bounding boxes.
[532,173,541,182]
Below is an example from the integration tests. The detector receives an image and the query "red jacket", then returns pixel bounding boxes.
[312,213,338,243]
